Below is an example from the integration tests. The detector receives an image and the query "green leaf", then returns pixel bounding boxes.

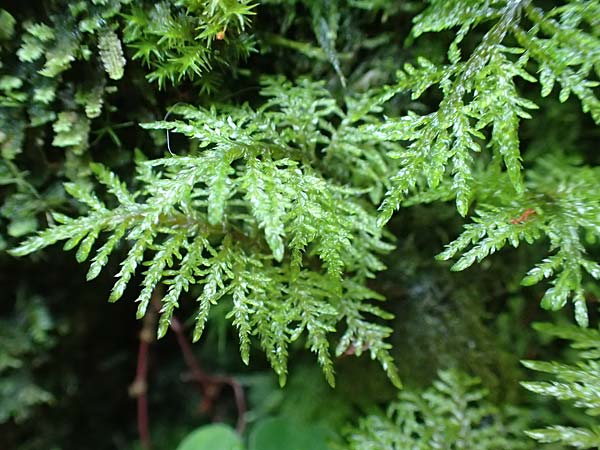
[7,217,38,238]
[0,9,16,40]
[176,424,243,450]
[25,22,54,41]
[248,417,330,450]
[207,157,234,225]
[540,284,569,311]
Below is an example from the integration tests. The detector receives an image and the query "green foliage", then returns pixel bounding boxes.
[0,9,16,41]
[522,322,600,449]
[1,0,127,160]
[0,160,43,246]
[123,0,257,90]
[346,369,534,450]
[262,0,348,86]
[0,0,261,250]
[52,112,91,154]
[0,0,137,245]
[98,30,126,80]
[437,157,600,327]
[176,424,243,450]
[176,419,329,450]
[373,0,599,221]
[0,292,55,423]
[248,417,330,450]
[11,76,402,388]
[2,0,600,447]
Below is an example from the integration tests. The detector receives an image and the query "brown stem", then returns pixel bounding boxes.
[130,293,158,450]
[224,374,247,434]
[168,315,247,433]
[170,316,208,387]
[131,288,247,440]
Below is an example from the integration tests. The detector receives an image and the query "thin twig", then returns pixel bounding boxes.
[168,315,247,433]
[170,316,208,383]
[130,292,158,449]
[131,288,247,441]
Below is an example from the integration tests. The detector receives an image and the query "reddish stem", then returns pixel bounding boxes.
[168,315,247,433]
[131,289,247,446]
[131,294,158,449]
[170,316,208,386]
[225,375,247,433]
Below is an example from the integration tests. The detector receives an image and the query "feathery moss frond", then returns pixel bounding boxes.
[522,322,600,448]
[438,158,600,326]
[12,76,400,387]
[346,369,534,450]
[123,0,256,89]
[373,0,598,222]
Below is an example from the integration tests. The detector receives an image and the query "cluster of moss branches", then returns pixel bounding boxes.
[1,0,599,449]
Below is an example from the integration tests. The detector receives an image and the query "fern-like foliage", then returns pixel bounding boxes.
[522,322,600,448]
[370,0,599,221]
[123,0,257,90]
[1,0,261,249]
[387,1,600,328]
[11,76,401,388]
[437,157,600,327]
[346,369,534,450]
